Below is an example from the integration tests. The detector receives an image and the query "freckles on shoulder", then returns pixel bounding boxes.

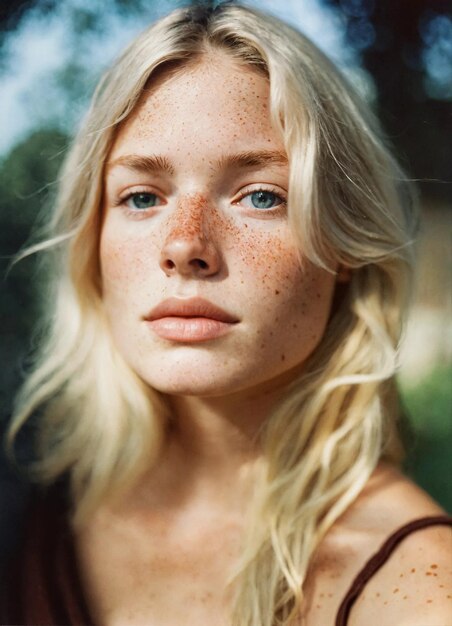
[351,524,452,626]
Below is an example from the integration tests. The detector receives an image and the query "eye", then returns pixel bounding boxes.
[125,192,161,210]
[239,189,285,210]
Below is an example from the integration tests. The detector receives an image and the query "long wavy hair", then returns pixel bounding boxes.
[7,4,417,624]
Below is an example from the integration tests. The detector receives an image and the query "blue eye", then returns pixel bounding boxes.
[241,190,284,210]
[126,192,160,210]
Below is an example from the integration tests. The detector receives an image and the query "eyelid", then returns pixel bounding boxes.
[113,186,166,207]
[233,184,288,209]
[109,187,166,221]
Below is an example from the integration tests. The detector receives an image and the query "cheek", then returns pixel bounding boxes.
[232,225,335,343]
[99,225,160,290]
[231,222,310,300]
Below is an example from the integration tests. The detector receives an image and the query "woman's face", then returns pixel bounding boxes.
[100,53,336,398]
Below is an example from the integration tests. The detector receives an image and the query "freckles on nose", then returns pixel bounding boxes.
[159,193,226,276]
[165,193,209,241]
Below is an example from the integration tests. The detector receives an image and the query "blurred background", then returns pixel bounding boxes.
[1,0,451,554]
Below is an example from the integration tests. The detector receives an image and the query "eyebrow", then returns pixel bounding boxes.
[106,150,288,176]
[106,154,175,175]
[215,150,288,170]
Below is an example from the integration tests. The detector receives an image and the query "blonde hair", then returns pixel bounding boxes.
[7,4,417,625]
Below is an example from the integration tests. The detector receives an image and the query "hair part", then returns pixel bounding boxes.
[7,4,418,625]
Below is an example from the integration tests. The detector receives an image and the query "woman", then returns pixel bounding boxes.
[3,3,451,625]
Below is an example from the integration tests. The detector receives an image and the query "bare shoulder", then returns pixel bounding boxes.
[347,463,452,626]
[351,523,452,625]
[301,463,451,626]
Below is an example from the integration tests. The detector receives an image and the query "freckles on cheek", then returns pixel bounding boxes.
[234,227,302,291]
[231,224,335,340]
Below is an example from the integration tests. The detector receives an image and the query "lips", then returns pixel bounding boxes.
[144,297,239,342]
[145,297,238,323]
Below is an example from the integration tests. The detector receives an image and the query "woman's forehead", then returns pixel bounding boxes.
[139,52,268,115]
[109,53,284,165]
[144,48,267,93]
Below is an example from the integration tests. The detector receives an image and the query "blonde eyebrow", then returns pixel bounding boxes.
[214,150,289,170]
[106,154,175,175]
[106,150,288,176]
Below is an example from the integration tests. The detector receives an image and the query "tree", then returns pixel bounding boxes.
[325,0,452,201]
[0,128,68,422]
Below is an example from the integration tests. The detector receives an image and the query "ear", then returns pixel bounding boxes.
[336,264,352,284]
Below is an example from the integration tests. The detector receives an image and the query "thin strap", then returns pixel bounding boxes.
[335,515,452,626]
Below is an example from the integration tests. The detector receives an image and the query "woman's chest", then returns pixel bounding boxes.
[75,507,375,626]
[75,507,243,626]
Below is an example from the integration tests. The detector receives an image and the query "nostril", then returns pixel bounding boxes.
[196,259,208,269]
[164,260,176,270]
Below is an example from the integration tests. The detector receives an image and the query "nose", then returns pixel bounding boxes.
[159,195,221,278]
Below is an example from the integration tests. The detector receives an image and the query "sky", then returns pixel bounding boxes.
[0,0,370,156]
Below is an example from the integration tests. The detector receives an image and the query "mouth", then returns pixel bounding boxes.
[143,297,239,343]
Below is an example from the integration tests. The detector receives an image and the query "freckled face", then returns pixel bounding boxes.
[100,54,336,397]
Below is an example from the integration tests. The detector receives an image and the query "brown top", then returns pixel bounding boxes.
[1,483,94,625]
[1,485,451,626]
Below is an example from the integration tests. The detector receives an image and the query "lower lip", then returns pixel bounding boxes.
[145,317,235,342]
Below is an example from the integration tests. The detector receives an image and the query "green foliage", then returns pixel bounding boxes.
[0,128,68,243]
[0,129,67,343]
[400,366,452,512]
[0,13,71,432]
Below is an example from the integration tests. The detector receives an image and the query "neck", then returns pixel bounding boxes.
[123,383,290,516]
[166,382,288,466]
[134,386,286,510]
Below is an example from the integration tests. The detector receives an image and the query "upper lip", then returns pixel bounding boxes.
[144,297,239,323]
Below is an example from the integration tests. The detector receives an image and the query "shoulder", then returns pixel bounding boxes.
[343,464,452,626]
[350,520,452,626]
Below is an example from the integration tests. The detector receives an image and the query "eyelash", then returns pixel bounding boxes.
[115,185,287,218]
[234,186,287,212]
[114,189,163,218]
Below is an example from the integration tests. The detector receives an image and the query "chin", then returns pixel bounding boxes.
[142,377,239,398]
[134,359,305,401]
[132,359,248,398]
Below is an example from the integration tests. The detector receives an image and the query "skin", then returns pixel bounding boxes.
[75,53,452,626]
[100,56,336,401]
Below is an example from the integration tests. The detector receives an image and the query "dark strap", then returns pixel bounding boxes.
[335,515,452,626]
[3,488,450,626]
